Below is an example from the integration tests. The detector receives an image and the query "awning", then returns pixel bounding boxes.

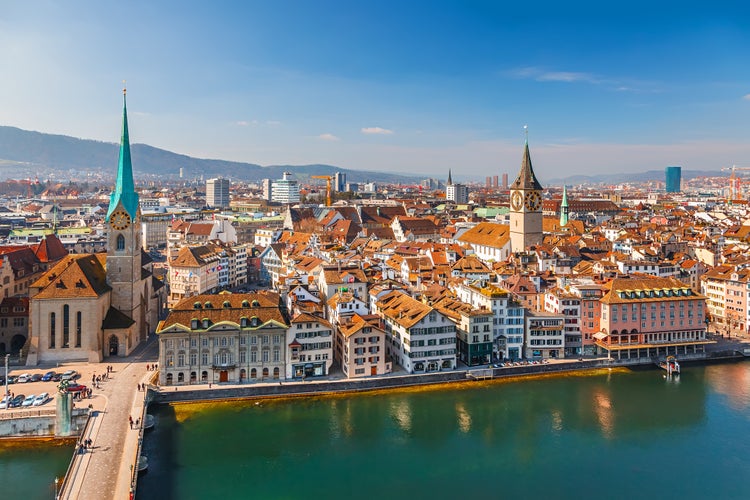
[593,332,608,340]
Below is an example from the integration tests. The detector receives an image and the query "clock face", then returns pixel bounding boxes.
[510,191,523,211]
[110,210,131,230]
[524,191,542,211]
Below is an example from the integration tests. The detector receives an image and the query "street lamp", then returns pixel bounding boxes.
[54,476,59,499]
[4,354,9,411]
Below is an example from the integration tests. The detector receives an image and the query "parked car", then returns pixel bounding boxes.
[30,373,43,382]
[61,370,79,381]
[51,373,62,382]
[21,394,36,407]
[10,394,26,407]
[16,373,32,383]
[41,371,57,382]
[32,393,50,406]
[0,396,9,409]
[66,384,87,393]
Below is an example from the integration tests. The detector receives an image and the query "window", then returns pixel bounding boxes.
[251,350,257,362]
[201,352,209,364]
[190,352,197,365]
[273,335,280,344]
[262,351,269,362]
[13,317,24,327]
[178,353,185,367]
[49,312,56,348]
[75,311,82,347]
[116,234,125,251]
[273,349,280,362]
[62,305,70,348]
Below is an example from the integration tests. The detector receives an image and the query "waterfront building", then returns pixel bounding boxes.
[287,313,333,379]
[452,282,525,360]
[567,281,605,356]
[544,287,582,357]
[374,290,456,373]
[509,138,544,252]
[595,277,712,360]
[156,292,290,384]
[271,172,300,205]
[326,291,369,324]
[335,313,391,378]
[525,311,565,359]
[167,245,222,305]
[26,90,165,364]
[665,166,682,193]
[206,178,230,208]
[431,294,494,366]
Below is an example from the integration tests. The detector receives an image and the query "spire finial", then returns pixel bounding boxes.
[524,124,528,144]
[122,80,127,96]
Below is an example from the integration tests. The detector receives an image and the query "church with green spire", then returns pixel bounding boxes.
[26,89,165,366]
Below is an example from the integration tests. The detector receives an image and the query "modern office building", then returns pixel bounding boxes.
[272,172,300,205]
[206,177,230,208]
[665,166,681,193]
[261,178,273,201]
[446,169,469,204]
[334,172,347,192]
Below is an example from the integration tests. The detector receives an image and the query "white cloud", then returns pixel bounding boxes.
[536,71,597,83]
[743,94,750,101]
[318,133,340,141]
[235,120,249,126]
[361,126,394,135]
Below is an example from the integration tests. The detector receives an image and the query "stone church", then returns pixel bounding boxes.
[26,90,165,365]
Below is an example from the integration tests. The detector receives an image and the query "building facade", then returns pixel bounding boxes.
[272,172,300,205]
[157,292,290,385]
[206,178,230,208]
[509,140,544,252]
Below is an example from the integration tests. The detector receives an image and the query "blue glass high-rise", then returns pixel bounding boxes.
[665,166,681,193]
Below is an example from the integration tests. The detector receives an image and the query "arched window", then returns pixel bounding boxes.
[116,234,125,251]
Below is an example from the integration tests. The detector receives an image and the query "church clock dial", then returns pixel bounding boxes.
[510,191,523,211]
[110,210,131,230]
[524,191,542,211]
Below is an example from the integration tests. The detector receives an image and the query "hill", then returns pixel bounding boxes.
[0,125,417,183]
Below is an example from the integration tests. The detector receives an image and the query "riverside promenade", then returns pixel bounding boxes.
[59,337,158,500]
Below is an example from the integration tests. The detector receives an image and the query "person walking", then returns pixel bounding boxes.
[129,416,133,429]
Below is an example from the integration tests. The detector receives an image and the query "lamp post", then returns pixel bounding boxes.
[54,476,59,499]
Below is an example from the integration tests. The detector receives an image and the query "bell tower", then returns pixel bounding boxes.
[106,87,142,321]
[509,130,544,252]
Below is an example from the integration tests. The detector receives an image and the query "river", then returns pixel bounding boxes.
[137,362,750,500]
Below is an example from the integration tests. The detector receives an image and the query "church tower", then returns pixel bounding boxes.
[559,185,569,227]
[509,134,544,252]
[106,87,143,325]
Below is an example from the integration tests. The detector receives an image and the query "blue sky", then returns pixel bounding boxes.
[1,1,750,180]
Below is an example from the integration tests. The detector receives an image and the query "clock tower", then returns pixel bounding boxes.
[509,135,544,252]
[106,87,143,326]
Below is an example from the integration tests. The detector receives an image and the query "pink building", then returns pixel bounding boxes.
[595,277,712,361]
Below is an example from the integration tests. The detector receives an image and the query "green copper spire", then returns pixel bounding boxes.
[560,185,569,227]
[106,87,139,221]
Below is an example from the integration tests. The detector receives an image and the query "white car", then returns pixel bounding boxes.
[0,396,9,409]
[21,394,36,407]
[16,373,32,383]
[32,393,50,406]
[61,370,78,381]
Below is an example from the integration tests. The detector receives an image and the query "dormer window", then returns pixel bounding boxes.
[202,318,210,328]
[250,316,260,327]
[193,302,202,310]
[252,300,260,307]
[242,300,250,308]
[191,319,199,329]
[223,301,231,308]
[240,317,248,327]
[204,302,213,309]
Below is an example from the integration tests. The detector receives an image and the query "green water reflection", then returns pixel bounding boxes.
[135,363,749,499]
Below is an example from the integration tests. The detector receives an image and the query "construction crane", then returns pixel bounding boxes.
[720,165,750,201]
[311,175,333,206]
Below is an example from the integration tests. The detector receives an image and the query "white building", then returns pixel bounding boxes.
[452,282,525,360]
[374,290,456,373]
[206,178,230,208]
[287,313,334,379]
[446,183,469,204]
[272,172,300,205]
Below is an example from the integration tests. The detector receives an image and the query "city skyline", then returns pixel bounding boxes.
[1,1,750,178]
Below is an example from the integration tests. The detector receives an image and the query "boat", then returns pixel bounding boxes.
[659,356,680,375]
[138,455,148,473]
[143,414,155,431]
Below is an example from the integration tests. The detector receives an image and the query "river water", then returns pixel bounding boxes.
[137,362,750,500]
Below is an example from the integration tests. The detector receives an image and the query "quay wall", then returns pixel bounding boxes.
[154,353,748,405]
[0,408,88,438]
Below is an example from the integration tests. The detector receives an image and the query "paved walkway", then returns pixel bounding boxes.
[60,337,158,500]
